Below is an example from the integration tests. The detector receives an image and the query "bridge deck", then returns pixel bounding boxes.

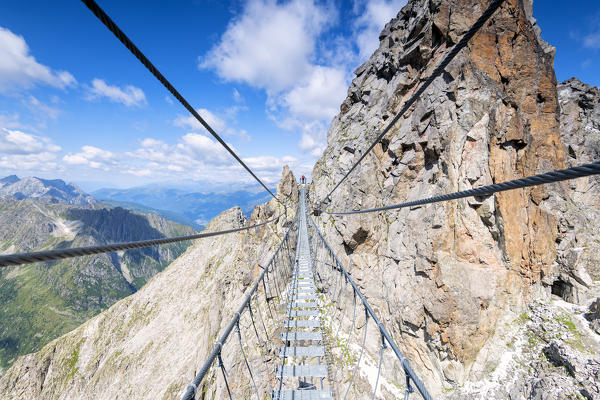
[274,187,330,396]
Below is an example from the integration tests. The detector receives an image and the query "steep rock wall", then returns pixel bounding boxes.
[310,0,598,394]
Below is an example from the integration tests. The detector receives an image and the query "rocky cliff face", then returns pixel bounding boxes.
[0,168,297,399]
[310,0,599,396]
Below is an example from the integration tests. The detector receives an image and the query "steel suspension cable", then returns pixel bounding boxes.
[325,161,600,215]
[253,289,270,342]
[0,213,282,267]
[333,288,358,395]
[235,318,260,400]
[80,0,280,204]
[217,352,233,400]
[344,308,370,400]
[248,298,273,396]
[307,212,432,400]
[181,219,296,400]
[320,0,505,206]
[371,334,386,400]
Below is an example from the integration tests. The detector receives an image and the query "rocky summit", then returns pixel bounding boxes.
[1,0,600,399]
[310,0,600,397]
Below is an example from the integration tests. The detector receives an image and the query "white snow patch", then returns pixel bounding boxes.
[51,217,82,239]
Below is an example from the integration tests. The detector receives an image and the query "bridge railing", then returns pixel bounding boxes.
[306,206,433,400]
[181,205,299,400]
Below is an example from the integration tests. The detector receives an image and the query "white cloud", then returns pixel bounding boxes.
[0,26,76,92]
[299,129,327,158]
[87,79,146,107]
[0,113,27,130]
[62,145,116,170]
[354,0,406,60]
[178,133,232,164]
[198,0,354,160]
[122,135,299,183]
[200,0,334,92]
[173,107,251,142]
[233,88,243,103]
[0,152,58,171]
[583,32,600,49]
[125,168,152,177]
[0,127,60,154]
[174,108,226,132]
[0,127,61,171]
[284,66,347,120]
[244,155,298,170]
[27,96,61,120]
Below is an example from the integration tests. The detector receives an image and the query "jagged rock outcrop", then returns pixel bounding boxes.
[586,298,600,335]
[0,167,297,399]
[310,0,599,396]
[554,78,600,291]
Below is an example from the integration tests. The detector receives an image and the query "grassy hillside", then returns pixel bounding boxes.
[0,197,194,371]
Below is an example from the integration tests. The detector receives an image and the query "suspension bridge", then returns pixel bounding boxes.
[1,0,599,398]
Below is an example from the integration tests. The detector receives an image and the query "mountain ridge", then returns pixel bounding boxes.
[0,175,95,206]
[92,185,273,225]
[0,177,196,372]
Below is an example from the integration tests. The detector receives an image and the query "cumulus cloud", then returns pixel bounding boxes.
[63,145,117,169]
[0,127,61,171]
[244,155,298,170]
[0,152,59,171]
[173,107,251,141]
[178,133,232,164]
[0,26,76,92]
[174,108,226,132]
[0,127,60,154]
[200,0,334,92]
[354,0,406,60]
[87,79,146,107]
[284,66,347,121]
[123,135,298,183]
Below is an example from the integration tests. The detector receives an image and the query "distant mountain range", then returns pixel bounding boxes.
[92,185,273,225]
[0,176,195,371]
[0,175,95,205]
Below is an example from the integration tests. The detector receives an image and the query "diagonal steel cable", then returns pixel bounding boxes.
[320,0,505,206]
[248,298,273,396]
[333,288,358,396]
[81,0,280,204]
[181,217,297,400]
[344,308,370,400]
[217,352,233,400]
[0,212,282,267]
[325,161,600,215]
[308,212,432,400]
[371,333,387,400]
[235,318,260,400]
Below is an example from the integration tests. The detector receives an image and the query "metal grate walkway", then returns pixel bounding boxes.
[273,187,332,400]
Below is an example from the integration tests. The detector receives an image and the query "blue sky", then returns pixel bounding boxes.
[0,0,599,191]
